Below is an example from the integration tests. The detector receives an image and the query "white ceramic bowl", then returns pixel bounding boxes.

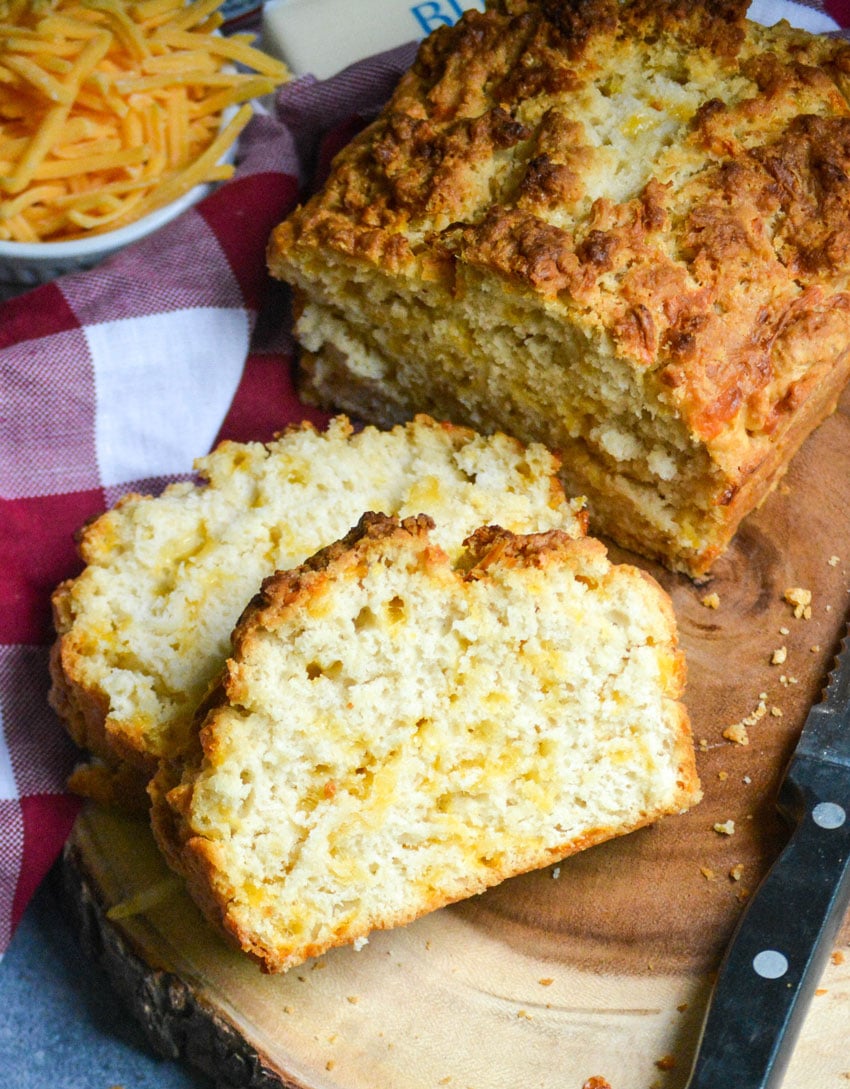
[0,184,214,285]
[0,118,238,287]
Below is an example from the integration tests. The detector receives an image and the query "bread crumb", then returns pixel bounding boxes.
[784,587,812,619]
[582,1078,613,1089]
[770,706,783,717]
[439,1077,452,1085]
[742,775,752,784]
[829,555,840,567]
[551,865,561,879]
[811,645,821,653]
[815,988,828,996]
[538,977,554,986]
[779,626,790,635]
[677,1002,689,1012]
[700,866,717,880]
[745,701,767,725]
[701,592,720,609]
[284,1005,295,1014]
[737,886,751,901]
[832,950,846,966]
[729,863,745,881]
[714,820,735,835]
[517,1009,533,1020]
[326,1060,335,1071]
[717,770,728,781]
[347,995,360,1004]
[656,1055,677,1071]
[723,722,749,745]
[771,646,787,665]
[698,738,708,751]
[353,936,369,951]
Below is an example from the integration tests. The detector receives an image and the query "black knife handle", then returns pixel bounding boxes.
[685,754,850,1089]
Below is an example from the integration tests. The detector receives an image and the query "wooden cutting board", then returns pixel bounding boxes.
[62,384,850,1089]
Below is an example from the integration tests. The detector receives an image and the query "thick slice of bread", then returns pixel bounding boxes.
[50,415,585,799]
[268,0,850,577]
[151,512,700,974]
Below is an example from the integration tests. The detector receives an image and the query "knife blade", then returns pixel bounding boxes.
[685,621,850,1089]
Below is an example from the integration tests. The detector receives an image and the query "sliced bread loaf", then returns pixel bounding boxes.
[269,0,850,577]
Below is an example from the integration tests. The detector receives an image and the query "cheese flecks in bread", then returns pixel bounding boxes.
[49,415,585,792]
[151,513,700,974]
[268,0,850,577]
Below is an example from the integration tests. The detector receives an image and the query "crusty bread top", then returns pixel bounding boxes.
[152,512,700,973]
[270,0,850,450]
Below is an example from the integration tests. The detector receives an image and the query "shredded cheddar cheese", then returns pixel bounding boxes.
[0,0,289,241]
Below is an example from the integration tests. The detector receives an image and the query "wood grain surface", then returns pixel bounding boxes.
[63,383,850,1089]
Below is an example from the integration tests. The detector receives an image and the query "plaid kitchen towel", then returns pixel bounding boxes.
[0,0,846,959]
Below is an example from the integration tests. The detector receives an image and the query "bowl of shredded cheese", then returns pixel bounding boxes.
[0,0,289,284]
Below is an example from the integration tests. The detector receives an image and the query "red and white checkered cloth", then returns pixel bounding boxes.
[0,0,846,960]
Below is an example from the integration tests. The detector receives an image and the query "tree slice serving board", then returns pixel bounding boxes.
[62,384,850,1089]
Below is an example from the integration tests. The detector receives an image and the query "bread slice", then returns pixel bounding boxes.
[50,415,585,800]
[268,0,850,578]
[151,512,699,973]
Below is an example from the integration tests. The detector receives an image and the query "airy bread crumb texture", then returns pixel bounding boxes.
[49,415,584,790]
[269,0,850,577]
[151,513,700,973]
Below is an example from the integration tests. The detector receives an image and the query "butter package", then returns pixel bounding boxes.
[261,0,482,78]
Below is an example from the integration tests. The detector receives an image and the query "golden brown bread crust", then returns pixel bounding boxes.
[152,512,699,973]
[270,0,850,576]
[50,564,156,810]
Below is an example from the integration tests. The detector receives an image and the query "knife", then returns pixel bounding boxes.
[684,622,850,1089]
